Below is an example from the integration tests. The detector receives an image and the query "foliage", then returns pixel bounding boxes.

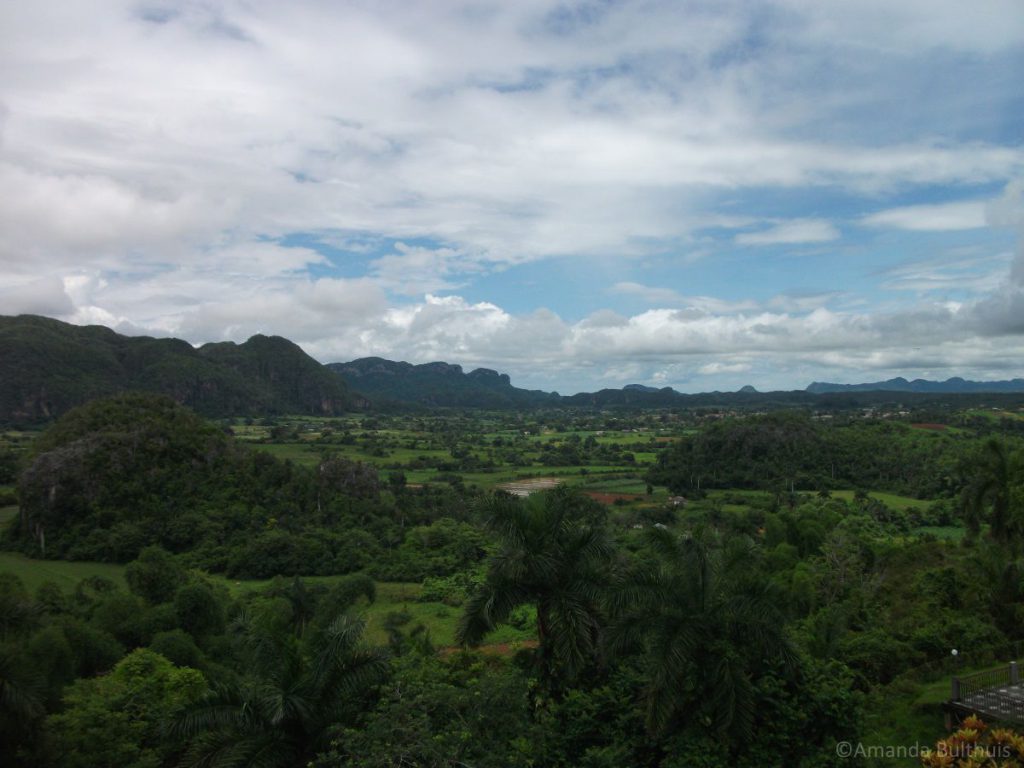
[47,648,205,768]
[921,716,1024,767]
[316,652,535,768]
[125,546,187,605]
[648,412,964,498]
[458,487,614,686]
[608,527,798,739]
[172,614,388,768]
[0,314,360,425]
[959,438,1023,545]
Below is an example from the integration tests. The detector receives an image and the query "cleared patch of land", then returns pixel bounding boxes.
[824,490,932,511]
[497,477,564,496]
[0,551,127,592]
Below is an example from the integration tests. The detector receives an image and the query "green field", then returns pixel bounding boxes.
[359,582,534,648]
[807,489,932,511]
[0,553,533,650]
[0,551,128,592]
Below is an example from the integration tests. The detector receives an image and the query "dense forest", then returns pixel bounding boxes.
[0,315,364,423]
[2,393,1024,766]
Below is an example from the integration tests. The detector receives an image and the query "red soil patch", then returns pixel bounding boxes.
[440,639,539,658]
[911,423,948,431]
[584,491,644,505]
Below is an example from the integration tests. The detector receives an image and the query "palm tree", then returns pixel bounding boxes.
[961,438,1020,545]
[0,647,44,766]
[607,527,797,738]
[456,486,614,686]
[173,614,388,768]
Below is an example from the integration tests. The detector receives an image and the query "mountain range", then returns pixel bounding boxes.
[0,314,364,423]
[3,314,1024,424]
[806,377,1024,394]
[326,357,559,409]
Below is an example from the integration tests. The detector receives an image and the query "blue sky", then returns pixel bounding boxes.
[1,0,1022,393]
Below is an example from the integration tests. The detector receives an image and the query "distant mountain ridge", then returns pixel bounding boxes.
[327,357,560,408]
[6,314,1024,424]
[0,314,364,423]
[806,377,1024,394]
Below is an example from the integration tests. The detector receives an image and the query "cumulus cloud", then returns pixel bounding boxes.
[0,276,73,315]
[1,2,1022,390]
[2,0,1021,273]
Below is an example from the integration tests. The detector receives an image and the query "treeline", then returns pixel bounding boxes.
[8,479,1024,767]
[647,411,976,498]
[0,495,863,768]
[6,394,484,580]
[4,396,1024,766]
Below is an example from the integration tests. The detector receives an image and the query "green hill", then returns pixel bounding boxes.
[327,357,560,409]
[0,315,365,424]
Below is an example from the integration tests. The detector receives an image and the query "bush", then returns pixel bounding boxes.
[150,629,204,668]
[125,546,187,605]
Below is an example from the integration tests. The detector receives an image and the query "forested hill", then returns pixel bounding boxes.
[327,357,561,408]
[0,314,366,424]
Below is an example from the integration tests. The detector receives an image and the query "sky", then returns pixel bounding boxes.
[1,1,1023,394]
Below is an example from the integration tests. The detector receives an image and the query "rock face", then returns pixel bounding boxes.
[0,314,363,424]
[327,358,558,408]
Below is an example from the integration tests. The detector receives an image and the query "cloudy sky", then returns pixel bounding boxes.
[2,1,1023,393]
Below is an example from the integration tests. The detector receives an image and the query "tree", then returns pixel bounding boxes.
[125,546,187,605]
[0,574,37,641]
[960,438,1022,546]
[0,645,45,767]
[173,614,388,768]
[174,582,225,638]
[47,648,205,768]
[608,527,798,738]
[457,486,614,687]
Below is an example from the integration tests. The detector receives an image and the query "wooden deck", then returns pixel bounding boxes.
[948,661,1024,725]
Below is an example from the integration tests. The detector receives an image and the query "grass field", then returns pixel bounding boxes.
[808,489,932,511]
[0,551,128,592]
[0,553,533,650]
[359,582,534,648]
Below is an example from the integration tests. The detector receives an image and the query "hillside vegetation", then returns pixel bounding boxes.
[0,314,364,424]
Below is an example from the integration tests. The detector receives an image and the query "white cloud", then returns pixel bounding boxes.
[1,2,1022,391]
[1,1,1020,276]
[610,283,761,314]
[698,361,752,375]
[880,252,1012,295]
[735,219,841,246]
[0,276,73,315]
[610,282,684,305]
[862,201,989,231]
